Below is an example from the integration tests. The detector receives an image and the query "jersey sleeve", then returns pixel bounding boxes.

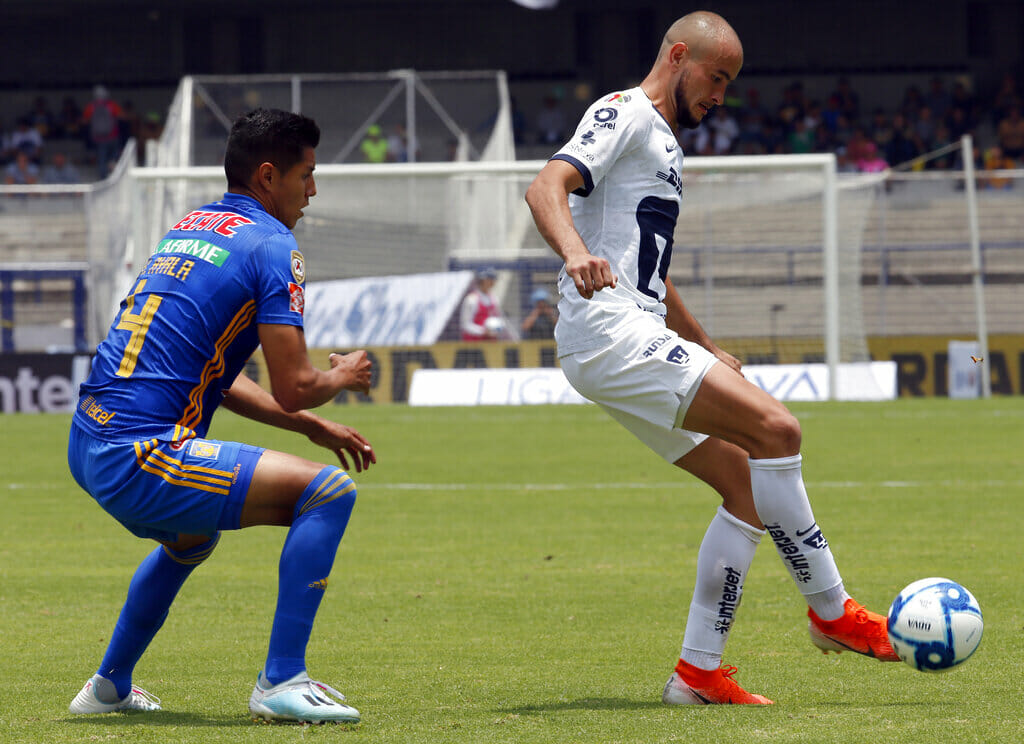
[551,96,651,197]
[252,233,306,327]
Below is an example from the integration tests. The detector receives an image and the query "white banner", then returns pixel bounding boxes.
[303,271,473,348]
[409,361,897,406]
[947,340,981,399]
[744,362,897,401]
[409,368,588,406]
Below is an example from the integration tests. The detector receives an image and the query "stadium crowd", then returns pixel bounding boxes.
[2,71,1023,181]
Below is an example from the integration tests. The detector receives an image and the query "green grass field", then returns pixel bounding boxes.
[1,399,1022,743]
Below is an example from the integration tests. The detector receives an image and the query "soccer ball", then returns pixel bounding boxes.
[886,577,983,672]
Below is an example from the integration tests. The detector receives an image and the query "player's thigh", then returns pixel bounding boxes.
[240,449,334,527]
[681,362,801,458]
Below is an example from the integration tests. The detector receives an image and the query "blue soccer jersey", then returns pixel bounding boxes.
[74,192,306,443]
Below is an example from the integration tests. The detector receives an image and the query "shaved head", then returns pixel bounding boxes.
[661,11,743,65]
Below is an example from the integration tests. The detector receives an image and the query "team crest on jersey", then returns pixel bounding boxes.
[188,439,221,459]
[288,282,305,314]
[290,251,306,283]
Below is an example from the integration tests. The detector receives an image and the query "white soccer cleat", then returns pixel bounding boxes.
[69,674,162,714]
[248,670,360,725]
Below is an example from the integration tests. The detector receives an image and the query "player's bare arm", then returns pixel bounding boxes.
[221,372,376,472]
[664,276,741,373]
[525,159,617,299]
[257,322,372,411]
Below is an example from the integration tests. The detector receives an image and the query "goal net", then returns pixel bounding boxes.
[122,155,883,387]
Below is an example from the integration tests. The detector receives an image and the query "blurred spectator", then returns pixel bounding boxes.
[9,117,44,163]
[535,94,567,146]
[741,87,768,123]
[820,94,842,138]
[913,106,937,152]
[949,80,977,128]
[855,141,888,173]
[786,117,814,154]
[991,71,1021,126]
[996,104,1024,161]
[41,152,81,184]
[924,76,952,121]
[868,108,895,151]
[944,105,972,143]
[832,76,860,121]
[5,151,40,184]
[136,111,164,165]
[460,268,508,341]
[885,112,923,167]
[708,105,739,154]
[835,146,859,173]
[775,83,803,132]
[386,123,409,162]
[359,124,388,163]
[57,96,83,140]
[520,287,558,340]
[981,145,1014,190]
[736,107,768,154]
[26,96,56,139]
[845,126,874,163]
[82,85,124,178]
[901,84,924,120]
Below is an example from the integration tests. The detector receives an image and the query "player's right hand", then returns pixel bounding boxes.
[329,350,372,394]
[566,253,617,299]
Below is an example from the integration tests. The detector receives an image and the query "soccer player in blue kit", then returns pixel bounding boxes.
[68,108,374,724]
[526,12,899,705]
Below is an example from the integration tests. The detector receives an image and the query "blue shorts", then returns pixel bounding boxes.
[68,423,264,542]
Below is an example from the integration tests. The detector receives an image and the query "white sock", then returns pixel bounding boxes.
[805,582,851,622]
[748,455,847,620]
[680,506,764,671]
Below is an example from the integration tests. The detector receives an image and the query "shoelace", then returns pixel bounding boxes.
[719,665,739,681]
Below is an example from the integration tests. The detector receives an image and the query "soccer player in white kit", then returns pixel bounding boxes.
[526,11,898,705]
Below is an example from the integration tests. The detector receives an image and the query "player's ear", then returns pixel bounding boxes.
[669,41,688,67]
[257,161,275,187]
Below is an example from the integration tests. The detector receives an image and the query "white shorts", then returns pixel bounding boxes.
[559,315,717,463]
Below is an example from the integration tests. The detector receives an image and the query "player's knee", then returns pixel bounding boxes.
[294,466,357,528]
[163,532,221,565]
[754,406,802,457]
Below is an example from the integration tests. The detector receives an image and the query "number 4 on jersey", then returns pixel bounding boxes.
[115,279,162,377]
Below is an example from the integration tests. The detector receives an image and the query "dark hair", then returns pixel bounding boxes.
[224,108,320,189]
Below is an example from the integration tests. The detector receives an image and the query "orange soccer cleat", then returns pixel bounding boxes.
[662,659,773,705]
[808,598,900,661]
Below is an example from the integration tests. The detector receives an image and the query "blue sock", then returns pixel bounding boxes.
[97,534,220,700]
[264,467,356,685]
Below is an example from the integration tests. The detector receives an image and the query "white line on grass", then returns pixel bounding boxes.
[361,479,1024,492]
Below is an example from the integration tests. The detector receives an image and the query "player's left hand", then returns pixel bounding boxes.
[308,420,377,473]
[712,347,743,374]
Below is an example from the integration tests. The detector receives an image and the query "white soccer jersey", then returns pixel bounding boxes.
[551,87,684,356]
